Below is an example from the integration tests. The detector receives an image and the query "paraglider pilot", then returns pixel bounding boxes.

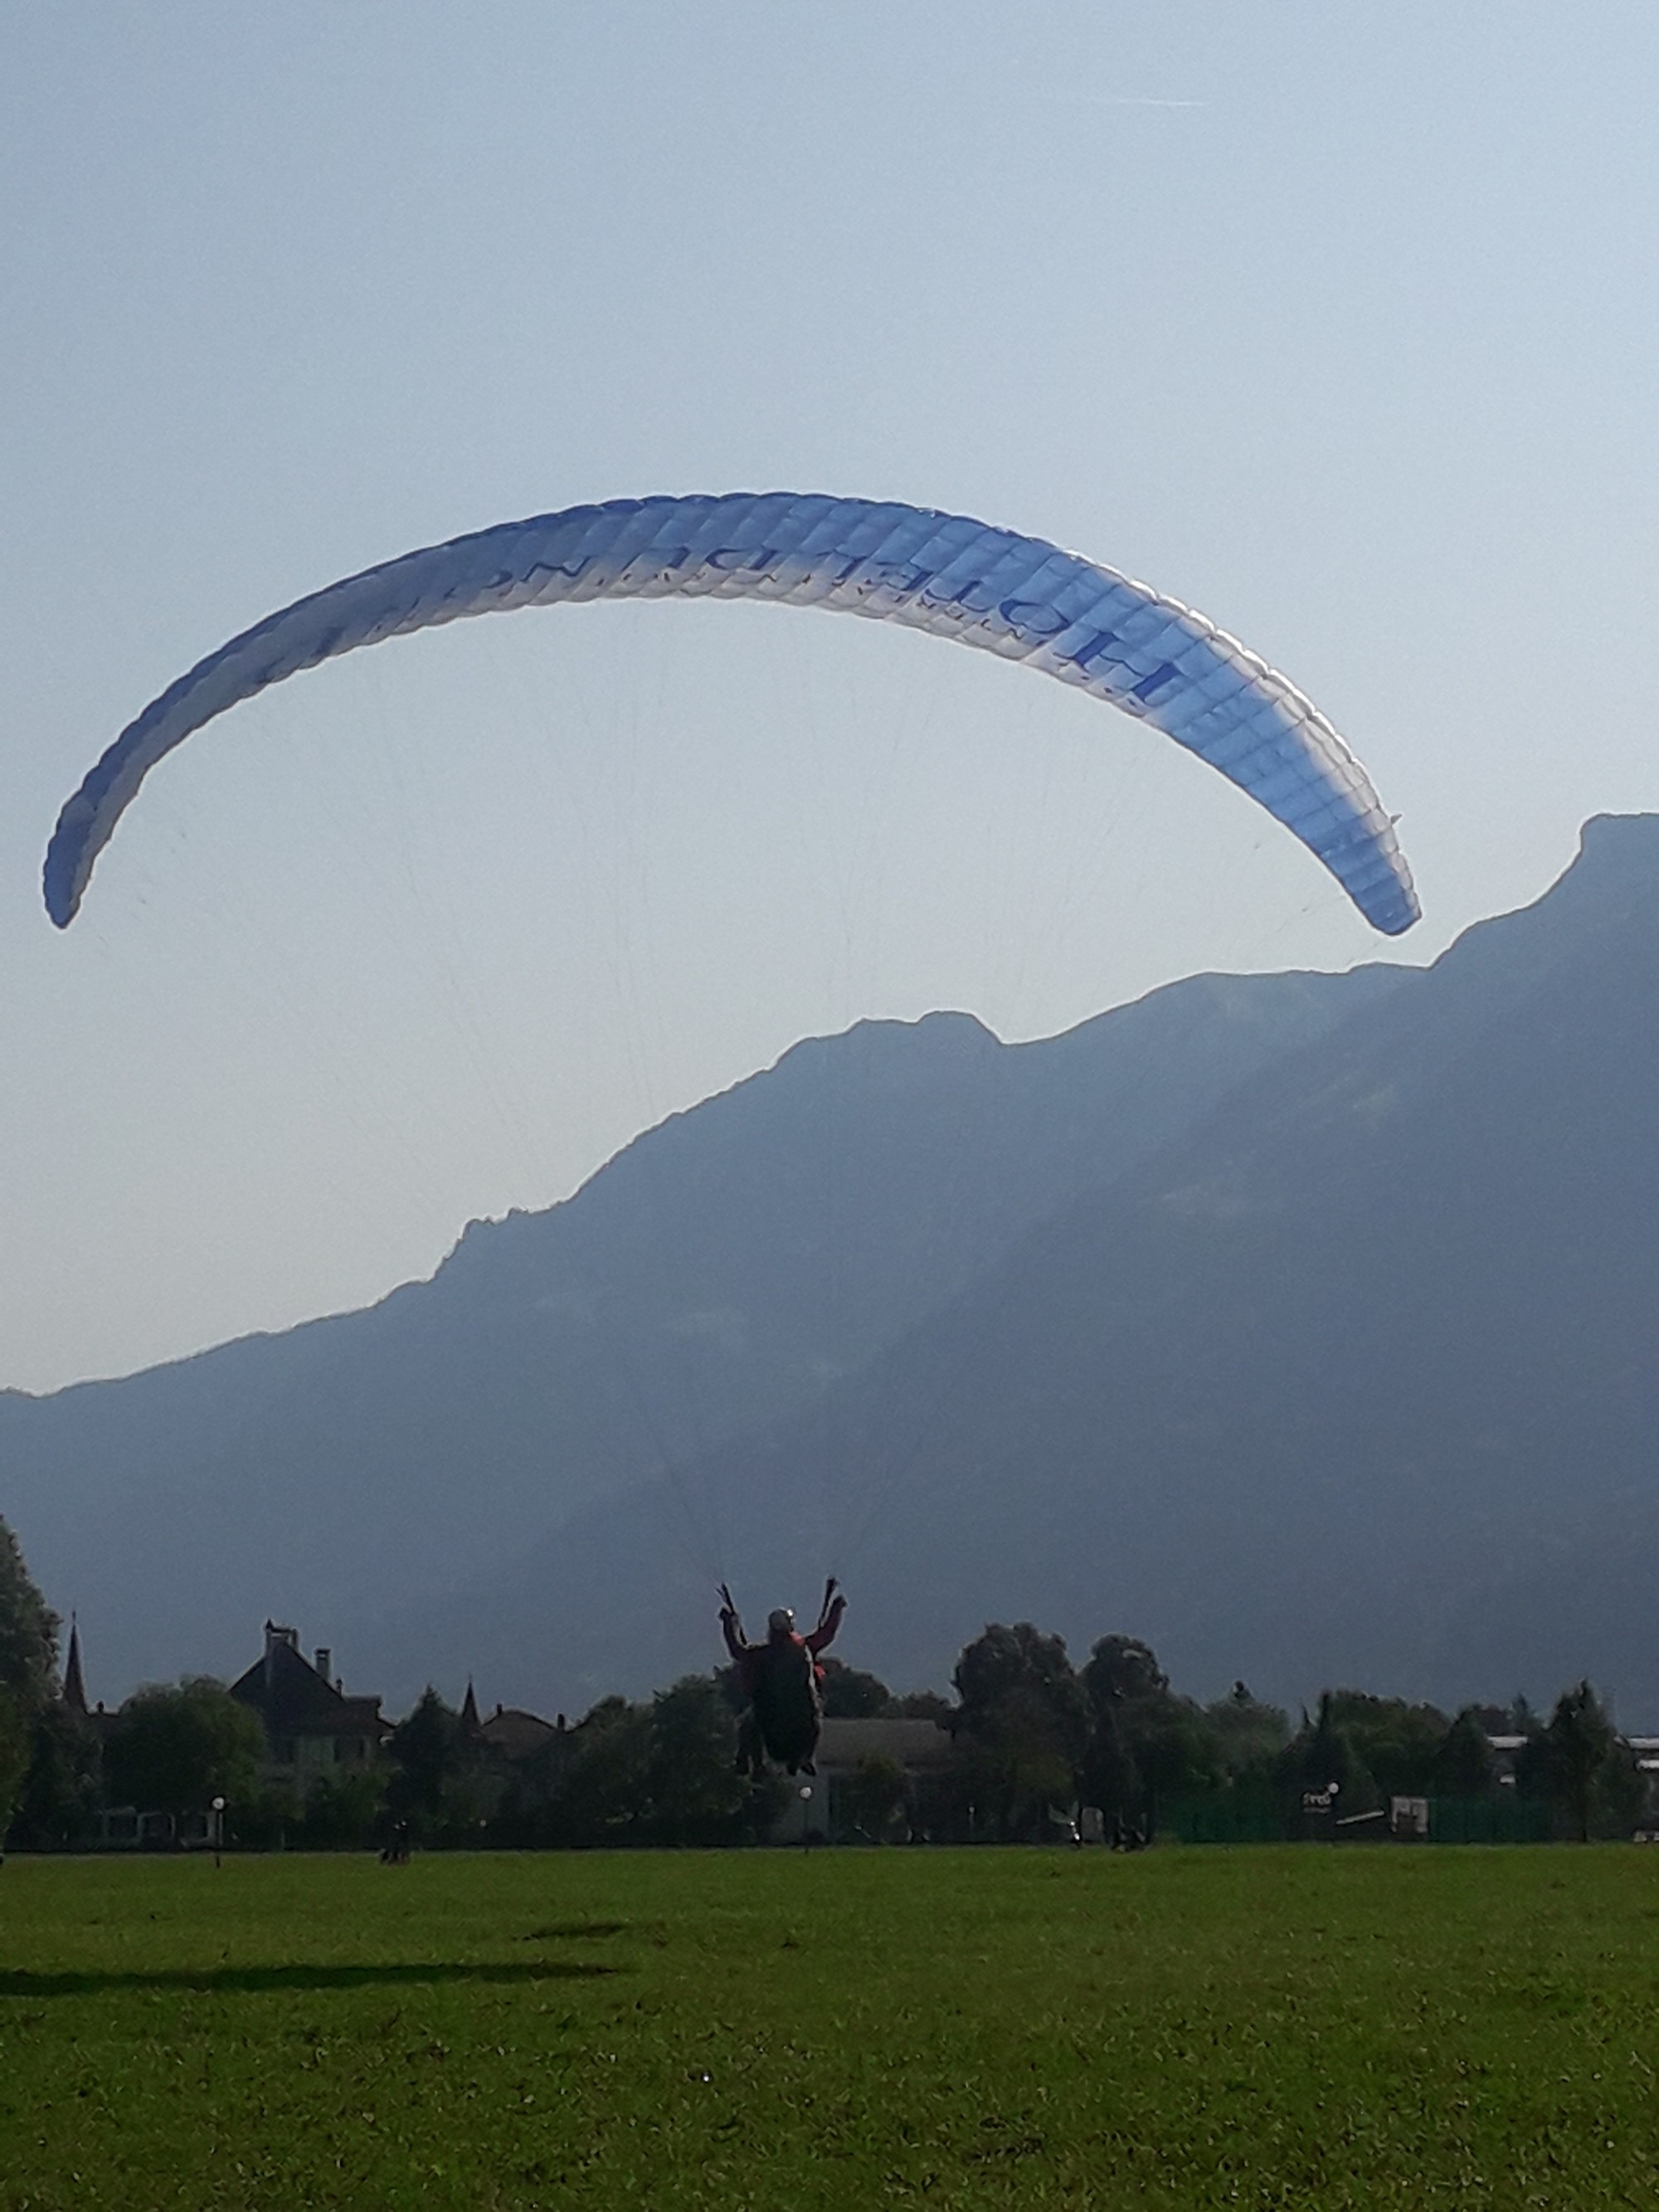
[720,1578,846,1776]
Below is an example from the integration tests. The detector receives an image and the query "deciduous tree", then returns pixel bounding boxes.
[1081,1635,1223,1833]
[12,1701,100,1848]
[885,1689,952,1723]
[1326,1692,1448,1799]
[104,1679,265,1820]
[0,1517,57,1715]
[548,1697,654,1846]
[1205,1683,1290,1790]
[297,1768,386,1850]
[646,1675,768,1844]
[0,1688,29,1844]
[818,1659,891,1718]
[951,1625,1087,1840]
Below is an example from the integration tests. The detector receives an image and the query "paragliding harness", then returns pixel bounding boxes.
[722,1578,842,1777]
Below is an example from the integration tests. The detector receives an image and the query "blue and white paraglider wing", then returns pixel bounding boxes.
[44,493,1418,933]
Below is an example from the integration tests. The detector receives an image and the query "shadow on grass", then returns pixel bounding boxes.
[0,1960,624,2000]
[521,1921,635,1942]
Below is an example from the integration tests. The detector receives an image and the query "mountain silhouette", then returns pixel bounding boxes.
[9,817,1657,1721]
[366,815,1659,1717]
[2,950,1391,1703]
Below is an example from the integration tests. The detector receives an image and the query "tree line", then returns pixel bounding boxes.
[932,1622,1644,1846]
[0,1516,1646,1849]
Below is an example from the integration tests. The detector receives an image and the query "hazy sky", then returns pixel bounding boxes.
[5,5,1657,1394]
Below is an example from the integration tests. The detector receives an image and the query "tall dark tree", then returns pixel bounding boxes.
[951,1624,1087,1840]
[1082,1635,1169,1708]
[818,1658,891,1718]
[1080,1707,1141,1830]
[1549,1682,1613,1843]
[1131,1700,1224,1814]
[1280,1693,1377,1817]
[12,1702,101,1849]
[0,1517,58,1715]
[1326,1692,1449,1799]
[1433,1708,1499,1798]
[1205,1683,1291,1789]
[538,1682,781,1849]
[104,1679,265,1820]
[387,1688,473,1837]
[1518,1681,1631,1842]
[955,1623,1086,1745]
[0,1689,29,1844]
[0,1518,63,1844]
[1081,1635,1222,1832]
[645,1676,764,1844]
[885,1689,953,1723]
[548,1697,654,1846]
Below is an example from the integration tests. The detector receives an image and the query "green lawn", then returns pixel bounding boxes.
[2,1845,1657,2209]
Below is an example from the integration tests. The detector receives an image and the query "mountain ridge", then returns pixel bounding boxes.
[14,816,1654,1718]
[364,815,1659,1717]
[4,954,1399,1698]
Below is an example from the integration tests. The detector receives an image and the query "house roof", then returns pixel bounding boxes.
[230,1635,386,1738]
[479,1706,557,1761]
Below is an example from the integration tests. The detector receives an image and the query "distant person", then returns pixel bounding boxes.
[720,1578,846,1776]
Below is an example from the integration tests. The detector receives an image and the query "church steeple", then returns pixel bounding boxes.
[62,1614,88,1716]
[460,1678,481,1735]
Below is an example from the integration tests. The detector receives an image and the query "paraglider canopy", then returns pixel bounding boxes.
[44,492,1418,935]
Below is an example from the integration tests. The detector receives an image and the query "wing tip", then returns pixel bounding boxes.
[42,829,85,928]
[1366,879,1422,935]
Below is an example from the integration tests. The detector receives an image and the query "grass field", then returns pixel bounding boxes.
[2,1845,1657,2210]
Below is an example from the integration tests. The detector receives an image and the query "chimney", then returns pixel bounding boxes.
[314,1647,333,1684]
[264,1620,299,1698]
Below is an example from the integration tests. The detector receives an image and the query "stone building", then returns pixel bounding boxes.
[228,1621,391,1793]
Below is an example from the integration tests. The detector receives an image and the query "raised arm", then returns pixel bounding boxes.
[805,1591,846,1657]
[718,1590,748,1664]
